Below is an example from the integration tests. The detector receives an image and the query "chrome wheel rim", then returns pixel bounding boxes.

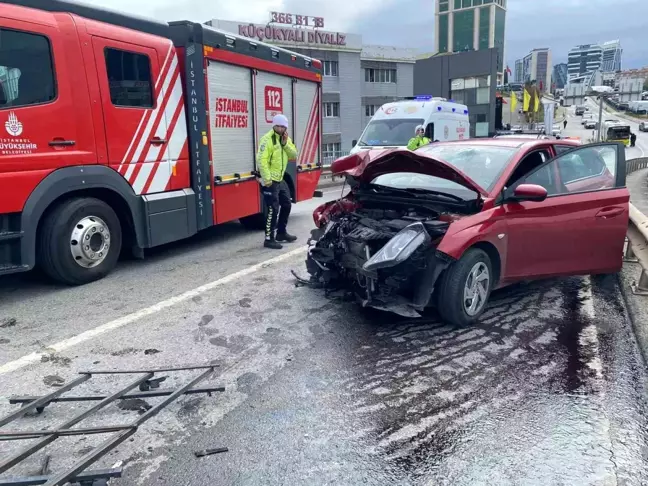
[463,262,490,316]
[69,216,111,268]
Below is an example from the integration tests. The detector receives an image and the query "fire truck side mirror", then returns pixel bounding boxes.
[352,140,357,147]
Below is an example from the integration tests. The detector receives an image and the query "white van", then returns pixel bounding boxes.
[350,96,470,155]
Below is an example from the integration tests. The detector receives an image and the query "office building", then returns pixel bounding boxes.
[567,40,622,81]
[415,48,499,137]
[552,63,568,90]
[517,48,551,91]
[514,59,523,83]
[600,40,622,73]
[434,0,507,83]
[568,44,603,80]
[207,18,416,156]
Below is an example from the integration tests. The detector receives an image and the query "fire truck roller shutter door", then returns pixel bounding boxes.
[207,61,259,224]
[293,79,321,202]
[255,71,294,151]
[208,61,255,180]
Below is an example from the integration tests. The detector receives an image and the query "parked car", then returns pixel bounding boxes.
[305,140,628,326]
[639,122,648,132]
[581,113,595,125]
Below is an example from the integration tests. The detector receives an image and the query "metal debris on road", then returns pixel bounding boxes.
[0,364,222,486]
[194,447,229,458]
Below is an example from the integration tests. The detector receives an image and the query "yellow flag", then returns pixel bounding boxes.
[534,91,540,112]
[510,91,518,113]
[523,89,531,112]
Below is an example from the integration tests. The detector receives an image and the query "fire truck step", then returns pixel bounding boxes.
[0,231,22,242]
[0,264,29,276]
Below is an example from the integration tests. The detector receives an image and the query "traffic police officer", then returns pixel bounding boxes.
[257,114,298,249]
[407,125,430,150]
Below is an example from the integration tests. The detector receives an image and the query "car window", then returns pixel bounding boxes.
[523,145,617,196]
[554,145,577,154]
[505,150,549,188]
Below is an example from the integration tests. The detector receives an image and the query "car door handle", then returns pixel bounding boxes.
[49,139,75,147]
[149,137,167,145]
[596,207,625,218]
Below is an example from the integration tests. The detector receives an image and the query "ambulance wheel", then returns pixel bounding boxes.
[240,212,266,230]
[39,197,122,285]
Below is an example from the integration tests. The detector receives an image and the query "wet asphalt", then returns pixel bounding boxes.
[131,273,648,486]
[3,128,648,483]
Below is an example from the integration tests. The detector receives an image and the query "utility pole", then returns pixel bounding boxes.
[596,95,604,142]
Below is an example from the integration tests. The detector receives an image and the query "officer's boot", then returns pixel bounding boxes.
[276,232,297,243]
[264,239,283,249]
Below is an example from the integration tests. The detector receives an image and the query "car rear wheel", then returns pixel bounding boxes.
[437,248,493,327]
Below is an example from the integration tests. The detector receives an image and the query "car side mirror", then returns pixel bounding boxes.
[352,140,357,147]
[510,183,548,202]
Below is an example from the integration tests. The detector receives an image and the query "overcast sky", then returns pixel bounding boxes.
[97,0,647,69]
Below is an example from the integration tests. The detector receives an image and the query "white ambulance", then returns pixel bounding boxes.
[350,96,470,155]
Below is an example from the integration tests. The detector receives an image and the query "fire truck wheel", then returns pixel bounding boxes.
[239,212,266,230]
[39,197,122,285]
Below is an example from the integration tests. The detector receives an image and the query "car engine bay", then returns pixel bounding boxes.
[305,200,462,317]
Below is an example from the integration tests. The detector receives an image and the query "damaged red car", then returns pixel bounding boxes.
[305,139,629,326]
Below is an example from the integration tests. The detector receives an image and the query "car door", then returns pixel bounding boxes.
[503,142,628,280]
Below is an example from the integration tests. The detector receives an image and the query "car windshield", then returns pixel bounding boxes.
[358,118,424,147]
[412,144,518,192]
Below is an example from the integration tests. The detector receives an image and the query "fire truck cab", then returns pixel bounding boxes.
[0,0,323,285]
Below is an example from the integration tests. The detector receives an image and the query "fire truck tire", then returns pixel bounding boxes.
[39,197,122,285]
[239,212,266,230]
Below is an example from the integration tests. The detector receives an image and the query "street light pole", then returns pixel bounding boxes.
[597,96,604,142]
[588,86,614,143]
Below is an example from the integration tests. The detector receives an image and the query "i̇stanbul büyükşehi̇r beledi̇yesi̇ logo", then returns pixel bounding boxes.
[5,112,23,137]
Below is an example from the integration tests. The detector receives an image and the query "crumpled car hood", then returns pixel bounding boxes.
[330,149,487,196]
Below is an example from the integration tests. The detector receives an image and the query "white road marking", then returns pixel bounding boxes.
[0,246,307,376]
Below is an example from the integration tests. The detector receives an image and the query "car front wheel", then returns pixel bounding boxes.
[437,248,493,327]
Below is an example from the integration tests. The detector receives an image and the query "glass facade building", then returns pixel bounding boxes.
[435,0,507,82]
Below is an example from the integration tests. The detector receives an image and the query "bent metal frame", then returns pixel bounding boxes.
[0,364,223,485]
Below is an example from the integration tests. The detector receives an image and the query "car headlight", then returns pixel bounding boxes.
[363,222,431,272]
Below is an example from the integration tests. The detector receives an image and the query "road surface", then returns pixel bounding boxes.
[1,160,648,485]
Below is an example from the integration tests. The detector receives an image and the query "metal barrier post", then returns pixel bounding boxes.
[624,238,638,262]
[632,269,648,296]
[627,202,648,297]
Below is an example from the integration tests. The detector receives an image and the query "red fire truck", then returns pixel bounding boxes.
[0,0,323,285]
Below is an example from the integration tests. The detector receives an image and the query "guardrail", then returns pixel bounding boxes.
[625,157,648,295]
[627,157,648,174]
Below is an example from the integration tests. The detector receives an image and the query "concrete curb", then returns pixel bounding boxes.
[618,263,648,365]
